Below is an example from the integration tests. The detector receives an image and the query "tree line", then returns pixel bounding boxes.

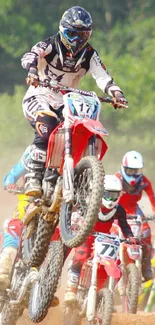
[0,0,155,183]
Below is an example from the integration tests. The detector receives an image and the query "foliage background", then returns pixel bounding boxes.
[0,0,155,185]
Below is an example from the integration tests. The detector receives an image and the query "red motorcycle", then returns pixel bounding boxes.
[22,81,127,268]
[111,215,154,313]
[63,232,122,325]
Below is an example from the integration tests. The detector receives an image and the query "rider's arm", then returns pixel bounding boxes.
[115,204,133,237]
[143,175,155,213]
[21,37,53,71]
[3,150,27,188]
[89,50,123,97]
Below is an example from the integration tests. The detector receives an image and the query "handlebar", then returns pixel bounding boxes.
[92,232,140,244]
[28,79,128,108]
[126,214,155,221]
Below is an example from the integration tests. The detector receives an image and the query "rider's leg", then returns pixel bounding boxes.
[0,218,22,290]
[0,160,30,290]
[22,97,59,197]
[64,236,94,302]
[142,229,152,281]
[136,206,153,281]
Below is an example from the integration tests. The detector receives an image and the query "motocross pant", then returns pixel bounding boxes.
[22,95,62,195]
[70,231,114,290]
[23,95,61,150]
[136,206,152,280]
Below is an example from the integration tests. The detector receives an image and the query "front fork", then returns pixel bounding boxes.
[86,255,98,322]
[117,243,127,297]
[63,129,96,203]
[63,126,74,203]
[88,135,96,155]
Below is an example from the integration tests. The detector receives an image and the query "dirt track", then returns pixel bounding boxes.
[0,187,155,325]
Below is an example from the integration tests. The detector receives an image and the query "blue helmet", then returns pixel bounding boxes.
[59,6,92,56]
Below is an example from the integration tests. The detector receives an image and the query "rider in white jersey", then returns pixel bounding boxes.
[19,6,128,197]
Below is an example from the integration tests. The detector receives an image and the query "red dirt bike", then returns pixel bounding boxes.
[22,81,127,269]
[63,232,122,325]
[112,214,154,313]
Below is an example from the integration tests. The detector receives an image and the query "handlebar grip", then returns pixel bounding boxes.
[126,215,138,219]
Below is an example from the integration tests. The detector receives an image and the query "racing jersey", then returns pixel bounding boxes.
[116,171,155,214]
[94,204,133,237]
[21,33,122,108]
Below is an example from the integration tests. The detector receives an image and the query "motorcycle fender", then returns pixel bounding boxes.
[102,259,121,279]
[72,120,108,164]
[76,118,109,137]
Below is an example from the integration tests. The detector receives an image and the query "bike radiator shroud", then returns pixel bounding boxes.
[48,127,103,169]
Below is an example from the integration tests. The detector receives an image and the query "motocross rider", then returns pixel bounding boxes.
[0,164,59,306]
[18,6,127,197]
[64,175,135,303]
[115,150,155,281]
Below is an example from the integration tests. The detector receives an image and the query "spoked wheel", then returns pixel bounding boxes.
[28,240,64,322]
[94,288,113,325]
[22,215,58,267]
[123,263,140,313]
[60,156,105,247]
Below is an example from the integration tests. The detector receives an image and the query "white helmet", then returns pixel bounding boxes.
[121,150,144,186]
[102,175,122,209]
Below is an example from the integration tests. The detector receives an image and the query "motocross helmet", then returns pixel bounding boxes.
[59,6,92,56]
[102,175,122,210]
[121,151,144,187]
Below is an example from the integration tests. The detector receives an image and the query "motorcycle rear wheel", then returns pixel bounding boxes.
[60,156,105,247]
[28,240,64,322]
[22,216,57,267]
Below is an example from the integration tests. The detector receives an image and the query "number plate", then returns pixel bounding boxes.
[65,92,100,120]
[95,235,119,259]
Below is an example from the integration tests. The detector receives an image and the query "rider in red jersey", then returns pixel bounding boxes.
[64,175,134,303]
[115,150,155,280]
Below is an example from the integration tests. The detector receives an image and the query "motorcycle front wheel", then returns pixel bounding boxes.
[95,288,113,325]
[60,156,105,247]
[122,263,140,313]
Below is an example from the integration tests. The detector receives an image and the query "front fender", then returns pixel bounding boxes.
[102,258,121,279]
[72,119,108,165]
[76,118,109,137]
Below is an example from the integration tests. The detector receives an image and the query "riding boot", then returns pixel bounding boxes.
[64,262,80,303]
[0,247,17,290]
[24,145,46,197]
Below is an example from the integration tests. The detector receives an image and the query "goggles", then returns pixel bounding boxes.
[63,28,92,43]
[103,191,121,202]
[124,167,142,177]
